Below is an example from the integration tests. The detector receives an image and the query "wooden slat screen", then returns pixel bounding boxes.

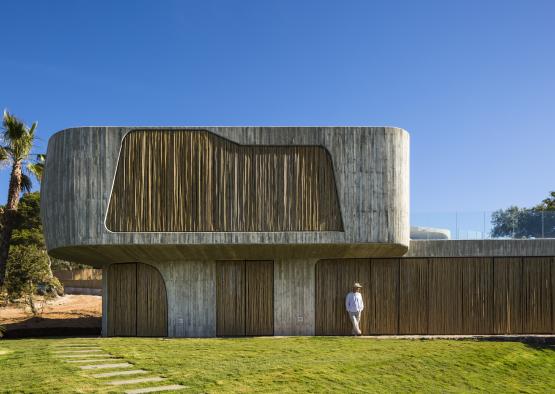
[315,259,371,335]
[316,257,554,335]
[106,130,343,232]
[522,257,552,333]
[493,257,523,334]
[399,259,429,334]
[245,261,274,336]
[107,263,167,337]
[107,263,137,336]
[137,263,168,337]
[369,259,399,334]
[462,258,493,334]
[428,258,463,334]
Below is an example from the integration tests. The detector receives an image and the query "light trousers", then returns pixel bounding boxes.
[348,311,362,335]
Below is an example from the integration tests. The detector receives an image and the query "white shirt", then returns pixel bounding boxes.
[345,291,364,312]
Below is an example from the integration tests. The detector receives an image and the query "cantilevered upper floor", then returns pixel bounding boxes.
[40,127,410,265]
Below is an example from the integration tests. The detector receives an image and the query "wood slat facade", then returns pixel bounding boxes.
[216,260,274,336]
[399,258,428,334]
[316,257,555,335]
[106,130,343,232]
[107,263,167,337]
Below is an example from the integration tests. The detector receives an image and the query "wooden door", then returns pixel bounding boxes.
[107,263,167,337]
[137,263,168,337]
[245,261,274,336]
[216,260,274,336]
[107,263,137,336]
[216,261,246,336]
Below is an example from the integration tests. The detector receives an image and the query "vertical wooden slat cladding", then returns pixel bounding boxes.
[493,258,523,334]
[137,263,168,337]
[462,258,493,334]
[107,263,167,337]
[316,257,555,335]
[315,259,370,335]
[522,257,552,333]
[428,258,463,334]
[106,129,343,232]
[369,259,399,334]
[216,261,246,336]
[399,259,428,334]
[245,261,274,336]
[216,260,274,336]
[107,263,137,336]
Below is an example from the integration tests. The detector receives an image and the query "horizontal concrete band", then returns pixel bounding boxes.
[406,239,555,257]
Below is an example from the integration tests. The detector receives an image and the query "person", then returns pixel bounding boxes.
[345,282,364,336]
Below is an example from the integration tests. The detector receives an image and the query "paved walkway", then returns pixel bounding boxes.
[51,341,186,393]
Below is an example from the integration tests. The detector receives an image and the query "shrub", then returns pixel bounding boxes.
[5,245,63,312]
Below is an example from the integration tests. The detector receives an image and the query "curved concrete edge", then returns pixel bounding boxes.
[49,242,409,267]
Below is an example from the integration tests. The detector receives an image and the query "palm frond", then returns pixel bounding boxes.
[2,110,37,161]
[2,110,25,140]
[0,146,9,162]
[20,173,33,193]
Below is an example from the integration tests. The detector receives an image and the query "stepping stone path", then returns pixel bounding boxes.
[50,341,186,392]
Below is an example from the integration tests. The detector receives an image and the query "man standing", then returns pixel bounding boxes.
[345,282,364,335]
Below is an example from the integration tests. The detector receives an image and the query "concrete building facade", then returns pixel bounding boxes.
[40,127,555,337]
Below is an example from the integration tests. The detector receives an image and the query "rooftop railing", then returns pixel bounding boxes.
[411,210,555,240]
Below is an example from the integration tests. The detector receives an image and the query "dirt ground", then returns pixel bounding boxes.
[1,294,101,324]
[0,295,101,336]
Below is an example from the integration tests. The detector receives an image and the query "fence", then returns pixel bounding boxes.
[53,269,103,295]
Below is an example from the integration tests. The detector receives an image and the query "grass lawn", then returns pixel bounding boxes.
[1,337,555,393]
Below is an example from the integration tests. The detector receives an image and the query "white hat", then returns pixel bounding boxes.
[353,282,362,288]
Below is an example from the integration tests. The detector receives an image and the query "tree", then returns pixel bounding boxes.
[490,191,555,238]
[2,191,89,271]
[4,244,62,314]
[0,111,44,287]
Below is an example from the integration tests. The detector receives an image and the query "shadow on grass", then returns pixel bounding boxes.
[2,316,101,339]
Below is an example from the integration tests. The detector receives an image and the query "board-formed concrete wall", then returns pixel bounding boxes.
[41,126,410,264]
[406,240,555,257]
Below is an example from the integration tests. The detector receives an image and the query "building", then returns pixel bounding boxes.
[40,127,555,337]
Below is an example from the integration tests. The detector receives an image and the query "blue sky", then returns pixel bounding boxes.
[1,0,554,219]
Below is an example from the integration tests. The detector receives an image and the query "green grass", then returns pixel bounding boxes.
[1,337,555,393]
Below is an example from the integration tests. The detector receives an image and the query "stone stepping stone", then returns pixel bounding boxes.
[53,350,104,355]
[108,377,164,386]
[92,370,148,378]
[60,354,112,358]
[80,362,132,370]
[66,358,117,363]
[125,385,186,394]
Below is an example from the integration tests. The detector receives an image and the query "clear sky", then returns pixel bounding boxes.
[1,1,554,218]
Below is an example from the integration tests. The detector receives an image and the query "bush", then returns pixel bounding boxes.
[5,245,63,306]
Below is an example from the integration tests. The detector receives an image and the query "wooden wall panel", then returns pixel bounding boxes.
[106,130,343,232]
[107,263,137,336]
[522,257,552,333]
[245,261,274,336]
[493,258,522,334]
[315,259,370,335]
[137,263,168,337]
[216,261,245,336]
[428,258,463,334]
[399,259,428,334]
[369,259,399,334]
[462,258,493,334]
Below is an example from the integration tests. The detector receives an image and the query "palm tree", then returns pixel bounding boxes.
[0,110,45,287]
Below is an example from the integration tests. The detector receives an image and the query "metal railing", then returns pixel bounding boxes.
[411,210,555,240]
